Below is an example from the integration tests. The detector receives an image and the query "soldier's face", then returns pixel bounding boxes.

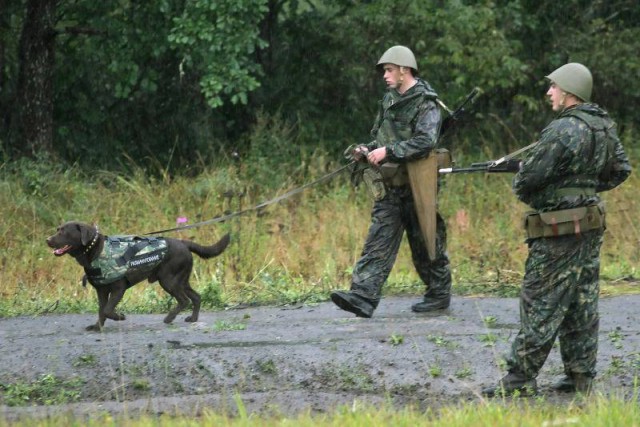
[382,64,402,89]
[546,82,565,112]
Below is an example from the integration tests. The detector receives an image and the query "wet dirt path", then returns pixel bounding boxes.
[1,295,639,420]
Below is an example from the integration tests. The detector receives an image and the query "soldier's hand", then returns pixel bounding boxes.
[367,147,387,166]
[502,158,522,172]
[352,145,369,161]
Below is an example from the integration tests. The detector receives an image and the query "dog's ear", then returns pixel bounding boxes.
[80,224,96,246]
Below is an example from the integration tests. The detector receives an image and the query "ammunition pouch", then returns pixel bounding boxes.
[362,168,387,201]
[380,149,453,188]
[523,203,605,239]
[379,163,409,187]
[434,148,453,169]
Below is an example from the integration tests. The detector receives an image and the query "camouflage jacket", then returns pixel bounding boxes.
[513,103,631,211]
[86,236,169,286]
[366,78,442,162]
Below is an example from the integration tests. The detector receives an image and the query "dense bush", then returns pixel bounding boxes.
[1,1,638,173]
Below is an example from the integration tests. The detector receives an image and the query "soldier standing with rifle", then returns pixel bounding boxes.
[331,45,452,318]
[482,63,631,396]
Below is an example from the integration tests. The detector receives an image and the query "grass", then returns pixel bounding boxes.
[1,393,640,426]
[389,333,405,346]
[478,333,499,347]
[0,143,638,317]
[0,141,639,425]
[0,374,83,407]
[211,319,248,332]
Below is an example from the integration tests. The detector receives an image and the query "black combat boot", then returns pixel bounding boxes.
[330,291,376,318]
[411,294,450,312]
[481,371,538,397]
[552,374,593,394]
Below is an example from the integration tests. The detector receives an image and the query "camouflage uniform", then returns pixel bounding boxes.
[507,103,631,381]
[86,236,168,286]
[349,78,452,307]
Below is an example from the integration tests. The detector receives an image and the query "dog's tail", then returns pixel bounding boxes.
[183,233,231,259]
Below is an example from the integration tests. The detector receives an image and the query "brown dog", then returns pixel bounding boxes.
[46,221,230,331]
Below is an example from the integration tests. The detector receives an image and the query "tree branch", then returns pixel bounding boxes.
[56,26,107,36]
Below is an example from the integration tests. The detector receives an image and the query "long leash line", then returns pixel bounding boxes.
[144,162,354,236]
[144,89,482,236]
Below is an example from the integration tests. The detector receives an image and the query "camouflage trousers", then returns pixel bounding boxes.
[351,186,451,303]
[506,230,603,379]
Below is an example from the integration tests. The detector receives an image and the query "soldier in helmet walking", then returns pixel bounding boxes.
[482,63,631,397]
[330,45,452,318]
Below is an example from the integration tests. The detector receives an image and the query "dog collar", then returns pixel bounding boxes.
[84,225,99,254]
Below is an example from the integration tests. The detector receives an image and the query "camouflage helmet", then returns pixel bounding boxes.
[546,63,593,102]
[377,45,418,71]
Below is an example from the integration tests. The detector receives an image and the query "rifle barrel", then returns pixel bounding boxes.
[439,166,516,174]
[439,167,486,174]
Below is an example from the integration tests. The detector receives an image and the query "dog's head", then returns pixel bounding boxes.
[46,221,100,257]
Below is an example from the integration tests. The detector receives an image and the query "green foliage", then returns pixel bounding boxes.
[4,158,56,199]
[72,354,97,368]
[199,277,225,309]
[243,111,304,186]
[254,358,277,375]
[389,334,404,346]
[3,395,640,426]
[51,1,221,169]
[130,379,150,391]
[317,363,375,392]
[427,334,458,350]
[212,319,247,332]
[455,366,474,379]
[0,374,83,407]
[608,328,624,349]
[429,363,443,378]
[478,333,499,347]
[1,141,638,318]
[355,1,528,97]
[483,315,498,328]
[168,0,269,108]
[3,0,640,170]
[498,0,640,126]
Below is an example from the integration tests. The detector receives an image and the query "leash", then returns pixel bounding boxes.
[144,162,353,235]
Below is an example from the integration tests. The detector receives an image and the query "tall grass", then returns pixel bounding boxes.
[1,393,639,426]
[0,134,638,317]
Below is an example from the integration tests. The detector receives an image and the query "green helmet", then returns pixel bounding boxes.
[545,63,593,102]
[377,45,418,71]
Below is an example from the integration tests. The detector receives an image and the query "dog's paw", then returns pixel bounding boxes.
[86,323,102,332]
[184,315,198,322]
[105,312,126,321]
[163,315,176,324]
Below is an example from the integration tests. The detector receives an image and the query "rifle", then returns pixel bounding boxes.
[439,137,541,174]
[438,87,481,139]
[439,158,521,174]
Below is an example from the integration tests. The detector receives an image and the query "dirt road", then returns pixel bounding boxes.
[1,294,639,420]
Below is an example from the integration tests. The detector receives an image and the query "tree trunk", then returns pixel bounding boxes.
[0,0,8,144]
[13,0,56,158]
[0,0,6,93]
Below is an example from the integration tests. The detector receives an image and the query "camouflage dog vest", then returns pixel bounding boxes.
[86,236,169,286]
